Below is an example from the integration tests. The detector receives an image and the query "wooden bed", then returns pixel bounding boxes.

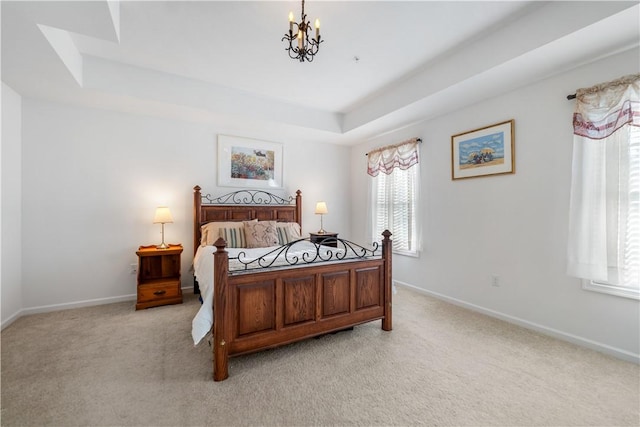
[193,185,393,381]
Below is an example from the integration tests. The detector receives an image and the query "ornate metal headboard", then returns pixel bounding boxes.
[193,186,302,254]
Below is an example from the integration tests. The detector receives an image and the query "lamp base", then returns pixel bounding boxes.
[156,223,170,249]
[317,215,325,234]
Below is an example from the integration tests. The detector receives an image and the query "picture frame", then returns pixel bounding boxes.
[451,119,515,180]
[218,135,283,189]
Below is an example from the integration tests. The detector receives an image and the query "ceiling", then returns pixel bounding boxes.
[2,1,639,145]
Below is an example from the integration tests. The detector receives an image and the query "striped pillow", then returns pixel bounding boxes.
[276,222,302,245]
[218,227,247,248]
[276,227,290,245]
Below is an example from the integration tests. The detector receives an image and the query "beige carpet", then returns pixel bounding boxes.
[1,287,638,426]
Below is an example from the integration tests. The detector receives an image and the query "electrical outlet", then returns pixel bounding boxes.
[491,274,500,287]
[130,263,138,275]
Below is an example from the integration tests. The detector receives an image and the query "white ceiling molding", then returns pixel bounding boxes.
[342,1,640,134]
[37,24,84,87]
[82,56,344,133]
[106,1,121,43]
[2,1,639,145]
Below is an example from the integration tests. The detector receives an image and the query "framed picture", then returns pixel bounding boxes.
[451,119,515,180]
[218,135,283,189]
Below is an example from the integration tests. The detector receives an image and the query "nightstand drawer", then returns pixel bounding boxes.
[136,281,182,309]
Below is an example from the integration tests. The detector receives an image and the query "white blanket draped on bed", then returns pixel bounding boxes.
[191,242,345,345]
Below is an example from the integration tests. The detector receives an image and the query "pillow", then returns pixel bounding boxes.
[276,222,302,245]
[276,227,289,245]
[200,219,257,247]
[218,227,247,248]
[244,220,278,248]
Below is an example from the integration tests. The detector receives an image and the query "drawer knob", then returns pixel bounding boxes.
[153,290,167,296]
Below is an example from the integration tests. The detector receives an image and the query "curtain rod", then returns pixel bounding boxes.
[365,138,422,156]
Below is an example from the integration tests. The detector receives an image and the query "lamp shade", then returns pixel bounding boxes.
[153,207,173,224]
[315,202,328,215]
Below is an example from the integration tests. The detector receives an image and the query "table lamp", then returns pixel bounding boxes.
[315,201,328,234]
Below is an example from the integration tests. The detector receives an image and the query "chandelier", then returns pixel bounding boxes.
[282,0,323,62]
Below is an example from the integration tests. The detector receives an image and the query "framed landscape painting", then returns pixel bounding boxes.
[451,120,515,180]
[218,135,283,189]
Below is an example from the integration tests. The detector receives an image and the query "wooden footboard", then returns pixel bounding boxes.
[212,231,392,381]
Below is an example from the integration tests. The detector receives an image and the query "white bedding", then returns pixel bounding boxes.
[191,241,345,345]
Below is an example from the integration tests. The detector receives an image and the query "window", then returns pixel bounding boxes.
[367,138,420,256]
[584,126,639,298]
[567,74,640,299]
[371,166,419,255]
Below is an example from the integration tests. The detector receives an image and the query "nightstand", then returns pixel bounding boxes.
[135,244,183,310]
[309,232,339,248]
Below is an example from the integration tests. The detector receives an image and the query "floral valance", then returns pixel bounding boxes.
[367,138,420,177]
[573,73,640,140]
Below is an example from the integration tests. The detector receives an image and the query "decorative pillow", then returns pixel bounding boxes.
[276,227,289,245]
[244,220,278,248]
[200,219,256,246]
[218,227,247,248]
[276,222,302,245]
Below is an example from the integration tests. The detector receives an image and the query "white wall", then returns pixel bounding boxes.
[350,48,640,361]
[1,83,23,327]
[10,47,639,361]
[20,101,350,310]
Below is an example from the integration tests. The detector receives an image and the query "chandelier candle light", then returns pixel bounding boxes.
[153,206,173,249]
[283,0,322,62]
[315,201,328,234]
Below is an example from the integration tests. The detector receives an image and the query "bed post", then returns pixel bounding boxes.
[193,186,203,295]
[295,189,302,229]
[193,185,202,256]
[381,229,393,331]
[213,237,230,381]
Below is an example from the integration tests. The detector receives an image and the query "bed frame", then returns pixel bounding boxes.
[193,185,392,381]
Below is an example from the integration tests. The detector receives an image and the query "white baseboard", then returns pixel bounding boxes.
[394,280,640,364]
[1,285,196,330]
[21,293,137,317]
[2,294,137,330]
[1,309,24,330]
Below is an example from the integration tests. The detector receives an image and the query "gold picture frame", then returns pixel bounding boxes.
[451,120,515,180]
